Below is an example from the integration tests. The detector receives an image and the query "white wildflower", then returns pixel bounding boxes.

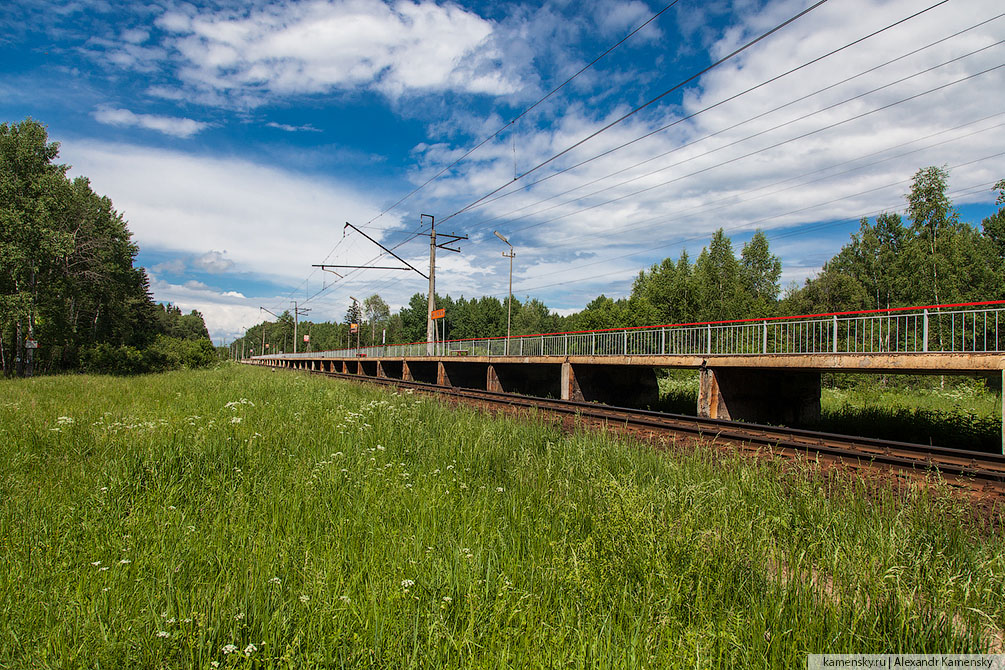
[244,643,257,655]
[268,577,281,585]
[118,559,131,565]
[442,596,452,603]
[496,487,504,493]
[339,595,351,603]
[99,566,109,572]
[299,594,310,603]
[230,417,242,424]
[91,561,101,567]
[234,612,245,621]
[222,644,238,654]
[401,579,414,589]
[100,487,108,493]
[211,662,220,669]
[156,630,170,638]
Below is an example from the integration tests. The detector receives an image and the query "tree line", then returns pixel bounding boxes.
[239,166,1005,353]
[1,118,215,375]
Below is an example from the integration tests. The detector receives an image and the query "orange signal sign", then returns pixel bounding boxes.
[430,308,445,320]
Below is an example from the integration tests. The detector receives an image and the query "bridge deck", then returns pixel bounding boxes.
[258,352,1004,373]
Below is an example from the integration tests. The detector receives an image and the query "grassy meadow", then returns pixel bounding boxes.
[2,364,1004,668]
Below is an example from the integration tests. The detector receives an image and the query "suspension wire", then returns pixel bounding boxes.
[490,154,1005,296]
[360,0,683,229]
[294,125,1005,317]
[467,10,1002,226]
[436,0,835,226]
[266,3,998,319]
[493,62,1004,235]
[510,114,1005,247]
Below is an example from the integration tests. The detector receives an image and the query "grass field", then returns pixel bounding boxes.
[2,365,1003,668]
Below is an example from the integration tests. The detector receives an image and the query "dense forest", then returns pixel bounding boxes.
[1,118,215,376]
[237,167,1005,355]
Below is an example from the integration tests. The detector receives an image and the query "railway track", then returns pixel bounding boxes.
[298,367,1005,495]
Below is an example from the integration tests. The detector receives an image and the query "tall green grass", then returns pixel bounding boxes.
[1,365,1003,668]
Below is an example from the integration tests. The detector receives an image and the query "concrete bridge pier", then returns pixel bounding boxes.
[698,367,821,425]
[561,362,660,409]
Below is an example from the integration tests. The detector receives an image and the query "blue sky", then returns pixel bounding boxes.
[2,0,1003,344]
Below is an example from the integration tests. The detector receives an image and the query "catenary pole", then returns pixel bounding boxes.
[494,231,515,355]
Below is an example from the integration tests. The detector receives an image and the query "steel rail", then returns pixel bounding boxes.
[290,366,1005,493]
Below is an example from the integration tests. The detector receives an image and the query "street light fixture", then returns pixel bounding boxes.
[350,296,361,352]
[494,231,515,356]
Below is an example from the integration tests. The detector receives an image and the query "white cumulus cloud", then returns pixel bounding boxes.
[148,0,519,105]
[92,106,209,138]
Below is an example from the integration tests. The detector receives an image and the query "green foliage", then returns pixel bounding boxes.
[623,229,784,327]
[154,304,211,341]
[1,118,214,376]
[81,336,216,375]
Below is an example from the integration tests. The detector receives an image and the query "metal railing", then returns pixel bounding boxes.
[254,302,1005,361]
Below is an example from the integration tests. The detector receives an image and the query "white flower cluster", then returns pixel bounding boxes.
[224,398,255,410]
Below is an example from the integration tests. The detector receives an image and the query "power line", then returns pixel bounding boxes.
[298,120,1005,318]
[462,1,970,221]
[512,114,1005,249]
[268,4,1002,320]
[460,112,1002,270]
[267,2,688,313]
[494,62,1005,235]
[359,0,683,229]
[489,155,1004,297]
[467,9,1002,226]
[437,0,835,226]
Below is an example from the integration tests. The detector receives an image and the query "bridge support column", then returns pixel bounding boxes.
[698,368,821,424]
[561,363,659,409]
[402,361,414,381]
[487,365,502,393]
[561,362,575,401]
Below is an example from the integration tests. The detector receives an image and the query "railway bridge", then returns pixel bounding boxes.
[248,302,1005,448]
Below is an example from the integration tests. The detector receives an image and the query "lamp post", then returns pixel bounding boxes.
[494,231,515,356]
[350,296,361,353]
